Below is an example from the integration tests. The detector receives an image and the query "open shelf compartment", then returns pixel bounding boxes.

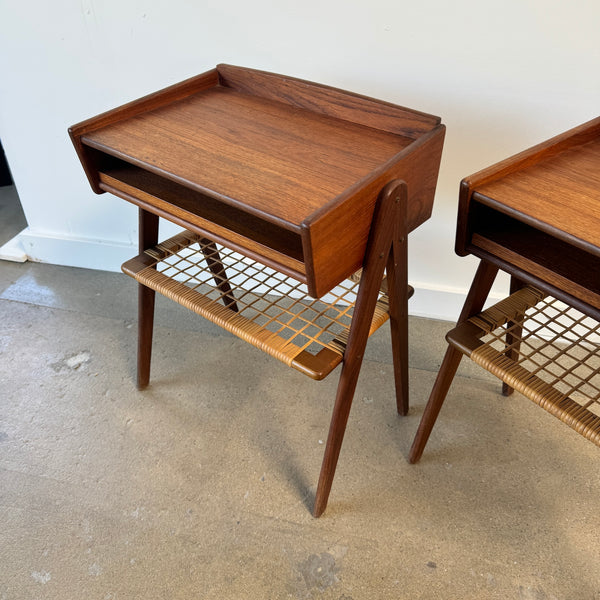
[466,200,600,312]
[122,230,402,380]
[448,285,600,446]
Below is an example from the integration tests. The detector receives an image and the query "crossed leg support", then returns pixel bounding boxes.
[135,178,412,517]
[200,239,239,312]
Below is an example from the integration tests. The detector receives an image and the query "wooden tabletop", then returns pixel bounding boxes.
[82,86,413,230]
[473,136,600,256]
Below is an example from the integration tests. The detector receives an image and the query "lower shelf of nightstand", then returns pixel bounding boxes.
[122,230,411,380]
[448,285,600,446]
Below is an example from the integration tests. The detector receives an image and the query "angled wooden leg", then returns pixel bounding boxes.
[387,204,409,416]
[137,208,159,390]
[200,238,239,312]
[313,180,407,517]
[408,260,499,463]
[407,346,463,464]
[502,275,526,396]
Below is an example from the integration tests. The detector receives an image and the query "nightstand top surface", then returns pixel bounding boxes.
[82,86,414,228]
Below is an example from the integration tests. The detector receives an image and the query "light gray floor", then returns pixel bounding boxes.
[0,185,27,247]
[1,251,599,596]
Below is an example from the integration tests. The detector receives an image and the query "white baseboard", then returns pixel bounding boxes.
[6,228,135,272]
[409,281,507,323]
[2,228,509,322]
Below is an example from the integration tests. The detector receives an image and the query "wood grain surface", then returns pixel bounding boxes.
[70,64,444,297]
[474,137,600,252]
[456,116,600,317]
[456,116,600,256]
[81,86,412,227]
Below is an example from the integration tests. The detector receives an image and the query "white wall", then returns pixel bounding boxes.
[1,0,598,320]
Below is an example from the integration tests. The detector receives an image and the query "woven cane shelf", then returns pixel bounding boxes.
[122,230,407,380]
[448,285,600,445]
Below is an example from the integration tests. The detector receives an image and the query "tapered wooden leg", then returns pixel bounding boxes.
[387,220,409,415]
[313,180,407,517]
[408,346,464,464]
[200,238,239,312]
[137,209,159,390]
[502,275,526,396]
[313,354,366,517]
[408,260,499,463]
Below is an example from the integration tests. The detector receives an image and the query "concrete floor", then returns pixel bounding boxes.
[0,215,599,597]
[0,185,27,248]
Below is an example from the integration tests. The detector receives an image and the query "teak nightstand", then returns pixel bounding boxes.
[69,64,445,516]
[410,117,600,463]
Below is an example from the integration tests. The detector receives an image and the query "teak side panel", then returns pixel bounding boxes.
[456,115,600,255]
[305,125,445,297]
[217,64,440,138]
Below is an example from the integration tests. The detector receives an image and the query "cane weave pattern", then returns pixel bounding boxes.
[449,285,600,446]
[125,230,392,379]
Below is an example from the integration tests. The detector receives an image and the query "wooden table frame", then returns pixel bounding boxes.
[135,178,408,517]
[69,64,445,516]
